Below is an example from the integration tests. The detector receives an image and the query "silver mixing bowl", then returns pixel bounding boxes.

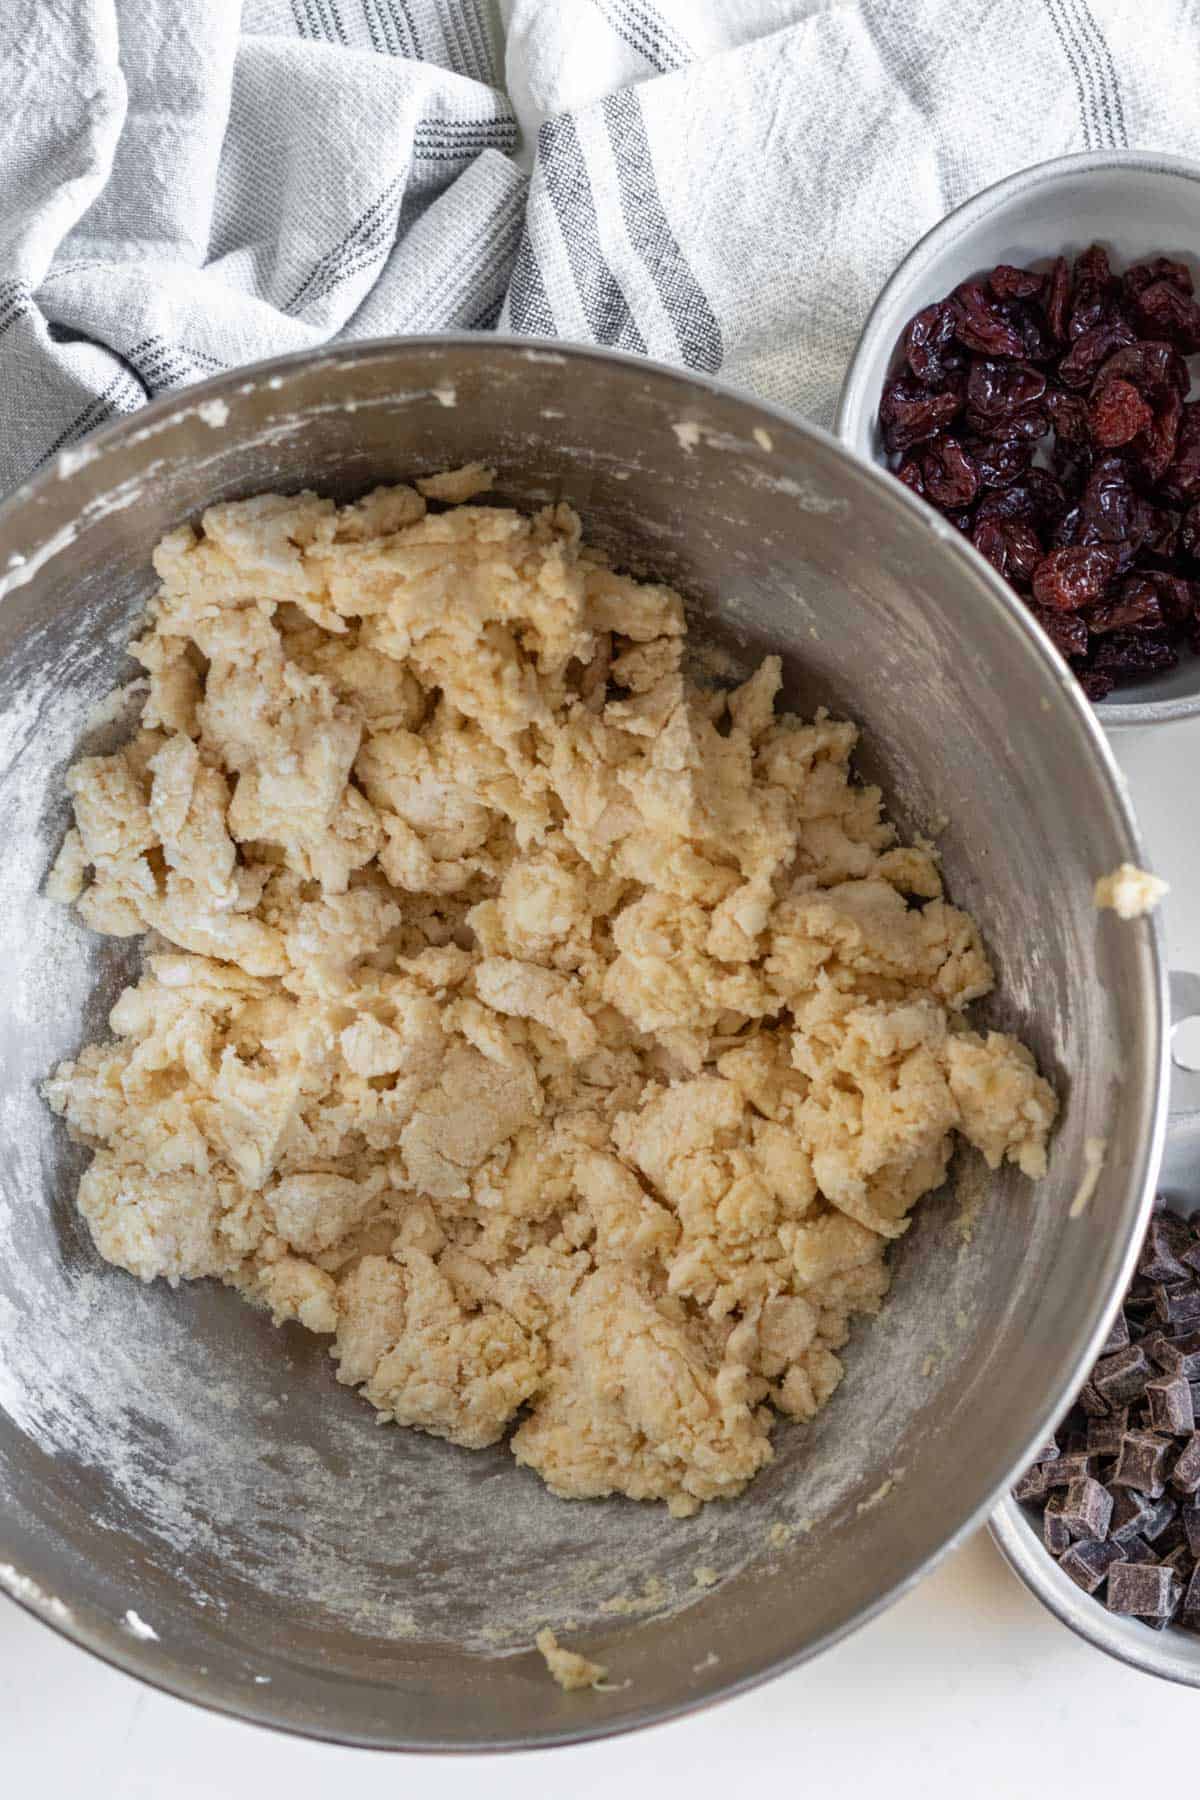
[0,338,1168,1749]
[834,150,1200,728]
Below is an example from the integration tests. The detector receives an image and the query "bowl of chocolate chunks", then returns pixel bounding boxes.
[993,1197,1200,1683]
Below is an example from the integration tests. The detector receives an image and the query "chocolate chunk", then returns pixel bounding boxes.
[1111,1431,1172,1498]
[1146,1373,1196,1436]
[1062,1476,1114,1541]
[1154,1517,1189,1558]
[1174,1436,1200,1496]
[1109,1488,1157,1541]
[1120,1535,1157,1564]
[1183,1565,1200,1621]
[1166,1330,1200,1380]
[1013,1464,1049,1503]
[1087,1409,1128,1459]
[1059,1537,1126,1595]
[1140,1220,1192,1285]
[1140,1494,1179,1542]
[1156,1287,1200,1329]
[1077,1382,1110,1418]
[1141,1330,1185,1372]
[1107,1561,1182,1619]
[1032,1432,1060,1464]
[1182,1500,1200,1558]
[1042,1452,1094,1488]
[1093,1344,1153,1404]
[1100,1311,1131,1355]
[1044,1493,1072,1556]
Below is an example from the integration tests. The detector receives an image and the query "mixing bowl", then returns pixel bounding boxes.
[0,338,1167,1749]
[834,150,1200,728]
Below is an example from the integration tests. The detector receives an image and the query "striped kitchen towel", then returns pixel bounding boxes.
[2,0,1199,496]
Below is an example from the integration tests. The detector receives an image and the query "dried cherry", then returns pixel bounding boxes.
[951,282,1028,357]
[919,436,979,508]
[1032,545,1119,611]
[1089,377,1152,448]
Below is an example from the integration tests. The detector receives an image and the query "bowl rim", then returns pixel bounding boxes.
[990,1493,1200,1686]
[0,331,1171,1749]
[833,147,1200,730]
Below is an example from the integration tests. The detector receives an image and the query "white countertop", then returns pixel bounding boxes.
[5,718,1199,1795]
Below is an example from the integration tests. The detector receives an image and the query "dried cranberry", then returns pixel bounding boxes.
[976,486,1035,526]
[1083,582,1165,635]
[965,434,1034,490]
[1122,257,1194,302]
[1074,245,1114,288]
[1135,569,1200,625]
[951,281,1027,357]
[943,510,973,534]
[1131,387,1183,483]
[1045,256,1071,340]
[1024,470,1070,531]
[896,457,926,496]
[973,518,1042,584]
[1045,388,1091,450]
[1079,668,1116,700]
[1131,280,1200,352]
[919,436,980,508]
[1051,505,1083,548]
[1091,631,1180,677]
[1012,302,1058,363]
[1029,603,1089,661]
[1032,545,1119,611]
[1095,340,1189,397]
[1089,377,1152,447]
[966,357,1047,417]
[1181,501,1200,561]
[903,301,960,386]
[990,264,1045,300]
[1160,403,1200,503]
[1077,456,1140,543]
[880,376,963,452]
[1058,318,1138,388]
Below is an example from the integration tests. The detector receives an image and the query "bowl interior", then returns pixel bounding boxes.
[835,155,1200,723]
[0,340,1164,1748]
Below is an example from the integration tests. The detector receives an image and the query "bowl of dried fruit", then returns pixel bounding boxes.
[835,151,1200,726]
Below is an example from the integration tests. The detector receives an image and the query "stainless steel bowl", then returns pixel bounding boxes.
[834,150,1200,729]
[992,969,1200,1684]
[0,337,1168,1749]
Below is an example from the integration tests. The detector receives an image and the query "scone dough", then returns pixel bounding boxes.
[44,470,1057,1516]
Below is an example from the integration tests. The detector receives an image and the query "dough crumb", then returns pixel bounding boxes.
[42,477,1058,1519]
[856,1476,894,1515]
[1094,862,1169,919]
[693,1650,720,1671]
[536,1627,608,1692]
[693,1565,719,1588]
[1069,1135,1108,1219]
[601,1575,667,1616]
[768,1521,793,1548]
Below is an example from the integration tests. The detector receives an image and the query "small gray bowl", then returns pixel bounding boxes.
[991,969,1200,1687]
[835,150,1200,729]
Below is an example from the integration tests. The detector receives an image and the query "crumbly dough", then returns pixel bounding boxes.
[1094,862,1169,920]
[535,1627,607,1691]
[43,471,1058,1517]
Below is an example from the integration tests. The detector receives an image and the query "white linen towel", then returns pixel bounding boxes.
[2,0,1199,495]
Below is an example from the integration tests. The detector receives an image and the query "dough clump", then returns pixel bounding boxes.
[44,473,1057,1516]
[1093,862,1168,920]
